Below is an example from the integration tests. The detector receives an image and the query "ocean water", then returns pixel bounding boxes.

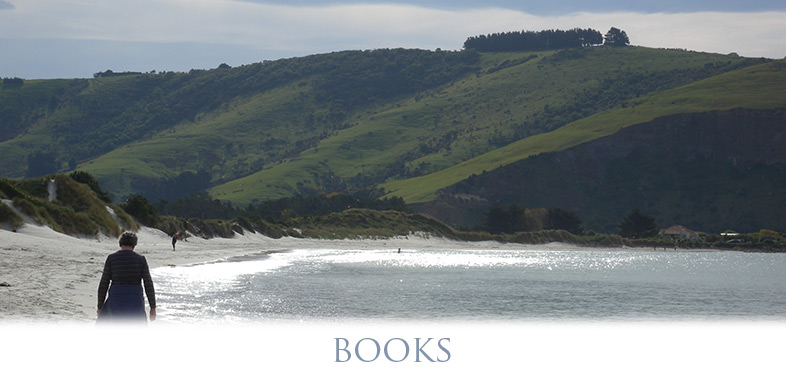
[151,247,786,323]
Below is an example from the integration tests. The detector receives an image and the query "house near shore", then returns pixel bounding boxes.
[659,225,700,241]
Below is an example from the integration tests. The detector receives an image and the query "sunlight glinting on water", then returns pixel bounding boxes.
[312,248,650,270]
[152,248,694,284]
[153,256,293,282]
[148,247,786,322]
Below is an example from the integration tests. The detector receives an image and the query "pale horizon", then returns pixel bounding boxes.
[1,0,785,79]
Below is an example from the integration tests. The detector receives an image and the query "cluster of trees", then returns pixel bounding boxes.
[464,28,603,52]
[2,77,24,87]
[480,205,658,238]
[93,70,144,78]
[72,170,661,239]
[618,208,658,238]
[463,27,630,53]
[121,185,659,239]
[479,205,583,235]
[121,195,160,226]
[242,191,407,220]
[7,171,781,248]
[118,188,408,225]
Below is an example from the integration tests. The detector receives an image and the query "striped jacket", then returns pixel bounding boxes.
[97,250,156,309]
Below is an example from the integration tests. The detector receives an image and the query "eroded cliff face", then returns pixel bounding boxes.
[416,109,786,233]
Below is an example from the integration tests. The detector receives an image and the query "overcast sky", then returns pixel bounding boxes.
[1,0,785,79]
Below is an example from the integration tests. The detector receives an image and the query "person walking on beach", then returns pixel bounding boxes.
[96,231,156,323]
[172,232,179,251]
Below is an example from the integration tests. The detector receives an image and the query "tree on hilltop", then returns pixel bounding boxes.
[604,27,630,46]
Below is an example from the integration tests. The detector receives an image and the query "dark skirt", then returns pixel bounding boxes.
[97,284,146,323]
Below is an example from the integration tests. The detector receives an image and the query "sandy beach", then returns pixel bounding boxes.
[0,222,544,323]
[3,223,785,376]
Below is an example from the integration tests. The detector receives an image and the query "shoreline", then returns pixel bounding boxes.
[0,225,273,323]
[0,224,729,323]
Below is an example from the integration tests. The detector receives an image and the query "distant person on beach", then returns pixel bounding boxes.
[96,231,156,323]
[172,232,182,250]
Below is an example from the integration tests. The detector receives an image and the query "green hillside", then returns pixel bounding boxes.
[2,49,481,199]
[430,108,786,233]
[382,60,786,203]
[0,45,775,213]
[209,46,759,203]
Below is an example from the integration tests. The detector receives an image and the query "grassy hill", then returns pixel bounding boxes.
[2,49,481,199]
[209,46,761,203]
[2,44,784,233]
[1,46,760,201]
[430,108,786,233]
[382,60,786,203]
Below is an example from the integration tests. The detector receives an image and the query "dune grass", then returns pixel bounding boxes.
[0,201,24,229]
[0,174,138,237]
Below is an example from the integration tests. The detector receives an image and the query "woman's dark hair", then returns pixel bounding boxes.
[119,231,138,246]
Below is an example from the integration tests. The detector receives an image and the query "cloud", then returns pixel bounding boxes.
[572,11,786,58]
[0,1,14,10]
[1,0,785,78]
